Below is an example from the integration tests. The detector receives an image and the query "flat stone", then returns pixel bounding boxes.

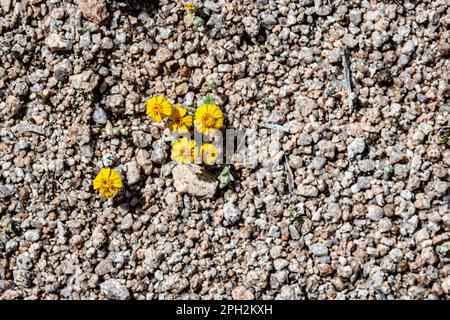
[172,164,218,198]
[298,185,319,197]
[46,34,73,52]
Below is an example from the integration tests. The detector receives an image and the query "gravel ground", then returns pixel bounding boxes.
[0,0,449,300]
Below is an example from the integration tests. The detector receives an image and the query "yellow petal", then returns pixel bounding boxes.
[182,115,192,126]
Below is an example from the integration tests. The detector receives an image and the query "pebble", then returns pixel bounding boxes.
[231,286,254,300]
[100,279,130,300]
[172,165,218,198]
[367,205,384,221]
[348,138,365,159]
[46,34,73,52]
[24,230,40,242]
[242,17,260,37]
[223,203,241,225]
[310,243,329,257]
[126,160,140,185]
[95,259,113,276]
[77,0,109,24]
[54,60,73,81]
[92,107,108,124]
[298,185,319,198]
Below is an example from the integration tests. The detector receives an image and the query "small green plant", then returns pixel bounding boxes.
[207,80,217,93]
[1,215,11,230]
[79,26,91,35]
[218,165,234,188]
[437,132,450,144]
[203,93,215,104]
[1,41,11,53]
[265,99,275,111]
[391,115,401,127]
[287,207,302,221]
[436,245,448,258]
[37,91,48,104]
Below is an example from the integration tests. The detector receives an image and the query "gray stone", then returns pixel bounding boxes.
[310,243,328,256]
[260,13,276,27]
[0,184,16,199]
[223,203,241,225]
[54,60,73,81]
[274,259,289,271]
[121,213,133,230]
[242,16,260,37]
[378,218,392,232]
[434,180,448,195]
[349,9,362,25]
[93,107,107,124]
[11,44,24,59]
[16,254,33,270]
[126,160,140,185]
[24,230,40,242]
[150,140,167,164]
[298,133,312,146]
[367,205,384,221]
[398,25,411,38]
[348,138,365,159]
[100,279,130,300]
[402,40,416,55]
[298,185,319,197]
[203,0,221,13]
[313,156,327,170]
[358,159,376,172]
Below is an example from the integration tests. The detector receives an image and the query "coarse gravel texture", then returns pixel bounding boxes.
[0,0,449,300]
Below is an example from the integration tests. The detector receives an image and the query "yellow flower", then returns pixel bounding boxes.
[168,104,192,133]
[93,168,123,198]
[200,143,218,165]
[184,3,195,11]
[194,104,224,135]
[172,137,198,164]
[146,95,173,122]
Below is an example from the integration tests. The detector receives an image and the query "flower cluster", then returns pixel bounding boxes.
[92,94,225,198]
[146,95,224,165]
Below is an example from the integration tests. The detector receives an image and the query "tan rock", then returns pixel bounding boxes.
[172,164,218,198]
[232,286,254,300]
[77,0,109,24]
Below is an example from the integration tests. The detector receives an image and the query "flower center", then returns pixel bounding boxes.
[101,179,113,191]
[180,146,190,157]
[174,114,183,125]
[154,103,162,113]
[202,113,215,127]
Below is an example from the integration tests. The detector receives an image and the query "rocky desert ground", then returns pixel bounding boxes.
[0,0,449,300]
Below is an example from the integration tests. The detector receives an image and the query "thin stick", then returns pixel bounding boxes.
[260,123,290,133]
[393,0,410,13]
[341,47,356,111]
[284,155,295,192]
